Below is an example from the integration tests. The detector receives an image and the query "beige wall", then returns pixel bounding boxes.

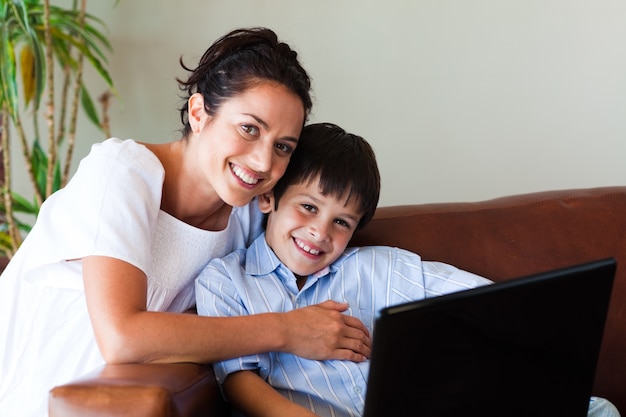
[44,0,626,205]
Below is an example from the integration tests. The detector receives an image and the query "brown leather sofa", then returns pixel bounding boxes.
[49,186,626,416]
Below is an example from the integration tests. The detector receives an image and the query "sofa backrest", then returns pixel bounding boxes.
[350,186,626,413]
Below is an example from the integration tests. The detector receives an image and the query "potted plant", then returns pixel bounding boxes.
[0,0,115,259]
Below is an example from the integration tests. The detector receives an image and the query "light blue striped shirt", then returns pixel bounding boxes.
[195,233,492,417]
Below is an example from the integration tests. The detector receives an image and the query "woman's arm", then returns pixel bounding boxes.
[223,370,318,417]
[82,256,371,364]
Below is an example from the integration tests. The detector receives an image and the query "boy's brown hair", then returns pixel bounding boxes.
[271,122,380,230]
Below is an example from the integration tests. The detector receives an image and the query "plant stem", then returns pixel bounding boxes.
[43,0,56,199]
[56,66,70,149]
[1,107,21,256]
[15,106,43,208]
[63,0,87,187]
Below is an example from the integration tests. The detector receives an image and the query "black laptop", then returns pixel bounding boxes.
[363,258,616,417]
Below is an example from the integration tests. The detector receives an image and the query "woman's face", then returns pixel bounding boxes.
[191,81,305,207]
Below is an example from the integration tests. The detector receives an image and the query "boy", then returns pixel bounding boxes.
[195,123,619,417]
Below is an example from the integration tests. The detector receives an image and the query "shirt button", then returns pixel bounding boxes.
[354,386,362,394]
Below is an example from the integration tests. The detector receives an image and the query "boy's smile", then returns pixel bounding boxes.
[259,179,363,279]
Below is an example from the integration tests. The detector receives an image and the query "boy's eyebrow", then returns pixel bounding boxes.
[338,200,364,224]
[341,211,362,224]
[244,113,299,144]
[299,192,322,204]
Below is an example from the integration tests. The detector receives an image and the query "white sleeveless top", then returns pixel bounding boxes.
[0,138,263,416]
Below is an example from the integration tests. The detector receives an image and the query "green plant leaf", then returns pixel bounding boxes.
[0,212,35,233]
[30,139,62,198]
[0,24,19,120]
[80,84,100,128]
[0,191,39,216]
[31,138,48,197]
[25,25,45,111]
[0,231,15,257]
[10,190,38,215]
[0,187,38,227]
[0,0,116,254]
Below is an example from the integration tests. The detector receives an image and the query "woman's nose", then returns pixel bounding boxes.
[249,142,273,172]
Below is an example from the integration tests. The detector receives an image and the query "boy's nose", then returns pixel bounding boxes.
[309,221,330,242]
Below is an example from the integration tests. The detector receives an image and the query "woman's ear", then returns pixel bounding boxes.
[188,93,207,133]
[257,191,274,214]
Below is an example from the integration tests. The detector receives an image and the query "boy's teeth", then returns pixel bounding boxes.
[296,239,320,255]
[232,165,259,185]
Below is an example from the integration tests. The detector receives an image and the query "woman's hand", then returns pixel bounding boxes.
[280,300,371,362]
[84,255,369,364]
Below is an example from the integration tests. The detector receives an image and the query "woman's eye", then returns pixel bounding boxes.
[275,142,294,155]
[241,124,259,136]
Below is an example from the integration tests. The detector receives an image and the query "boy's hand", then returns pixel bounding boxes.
[281,300,371,362]
[224,370,320,417]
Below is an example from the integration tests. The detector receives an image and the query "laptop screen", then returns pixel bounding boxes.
[363,258,616,417]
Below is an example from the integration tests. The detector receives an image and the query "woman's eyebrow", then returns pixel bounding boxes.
[244,113,269,129]
[244,113,300,143]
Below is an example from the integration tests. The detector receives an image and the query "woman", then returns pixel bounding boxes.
[0,27,370,416]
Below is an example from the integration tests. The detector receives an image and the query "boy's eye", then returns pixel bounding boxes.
[334,218,352,228]
[302,204,316,213]
[241,124,259,136]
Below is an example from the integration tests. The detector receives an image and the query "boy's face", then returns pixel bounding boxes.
[259,178,363,277]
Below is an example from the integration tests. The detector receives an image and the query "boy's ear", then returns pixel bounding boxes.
[257,191,274,213]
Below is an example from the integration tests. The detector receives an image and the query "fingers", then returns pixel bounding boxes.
[337,316,371,359]
[343,314,371,341]
[306,301,372,360]
[331,349,368,363]
[316,299,349,312]
[317,300,372,350]
[335,338,371,361]
[282,301,373,362]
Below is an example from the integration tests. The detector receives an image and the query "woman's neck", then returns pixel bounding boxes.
[144,140,232,231]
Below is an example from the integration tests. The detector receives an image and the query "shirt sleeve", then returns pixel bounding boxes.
[385,247,493,305]
[22,138,164,281]
[230,198,265,249]
[195,252,270,384]
[420,260,493,296]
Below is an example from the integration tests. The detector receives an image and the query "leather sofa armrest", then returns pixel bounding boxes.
[49,363,229,417]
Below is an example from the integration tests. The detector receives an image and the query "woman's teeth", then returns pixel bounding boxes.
[232,165,259,185]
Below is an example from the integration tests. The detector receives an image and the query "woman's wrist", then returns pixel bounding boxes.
[257,312,290,353]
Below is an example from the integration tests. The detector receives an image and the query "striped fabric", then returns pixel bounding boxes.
[196,233,492,417]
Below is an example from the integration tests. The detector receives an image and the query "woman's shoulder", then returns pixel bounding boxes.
[61,137,165,211]
[86,138,163,171]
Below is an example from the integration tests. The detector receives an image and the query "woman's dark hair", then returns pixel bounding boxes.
[271,123,381,230]
[177,27,313,136]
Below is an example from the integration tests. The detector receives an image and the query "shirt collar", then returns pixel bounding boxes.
[245,233,283,276]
